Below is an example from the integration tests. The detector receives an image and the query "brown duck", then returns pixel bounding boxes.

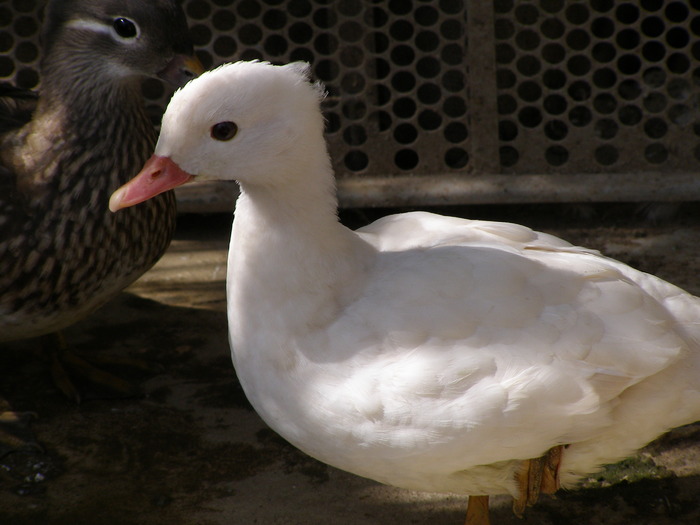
[0,0,203,403]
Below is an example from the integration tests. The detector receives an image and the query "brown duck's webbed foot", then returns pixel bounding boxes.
[45,332,151,403]
[512,445,565,518]
[465,495,490,525]
[0,401,40,459]
[0,402,63,495]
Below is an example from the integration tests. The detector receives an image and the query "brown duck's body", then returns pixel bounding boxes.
[0,0,199,343]
[0,83,175,341]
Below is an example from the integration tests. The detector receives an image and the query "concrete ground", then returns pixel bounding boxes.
[2,203,700,524]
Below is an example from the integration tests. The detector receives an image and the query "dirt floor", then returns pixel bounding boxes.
[3,202,700,525]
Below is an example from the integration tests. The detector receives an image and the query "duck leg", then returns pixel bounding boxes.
[0,399,39,458]
[512,445,564,518]
[465,495,490,525]
[46,332,145,403]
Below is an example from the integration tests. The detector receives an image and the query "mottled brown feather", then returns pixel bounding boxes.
[0,0,196,341]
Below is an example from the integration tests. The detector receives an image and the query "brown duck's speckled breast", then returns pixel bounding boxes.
[0,99,177,342]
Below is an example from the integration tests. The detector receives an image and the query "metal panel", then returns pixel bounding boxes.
[493,0,700,174]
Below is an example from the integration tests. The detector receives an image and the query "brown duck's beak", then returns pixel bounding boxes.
[110,155,193,212]
[157,54,205,87]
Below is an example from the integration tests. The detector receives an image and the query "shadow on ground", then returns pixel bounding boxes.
[2,205,700,524]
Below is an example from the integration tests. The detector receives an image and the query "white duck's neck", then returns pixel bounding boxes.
[228,154,375,340]
[237,162,339,237]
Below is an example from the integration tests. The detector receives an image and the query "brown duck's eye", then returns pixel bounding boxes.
[211,121,238,141]
[113,17,138,38]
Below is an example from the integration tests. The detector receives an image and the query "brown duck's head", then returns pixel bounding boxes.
[40,0,204,87]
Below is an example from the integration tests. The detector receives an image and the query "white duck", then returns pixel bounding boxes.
[110,61,700,524]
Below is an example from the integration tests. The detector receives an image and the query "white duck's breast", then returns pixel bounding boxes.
[227,220,695,494]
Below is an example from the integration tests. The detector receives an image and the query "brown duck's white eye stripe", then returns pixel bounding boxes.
[66,17,141,43]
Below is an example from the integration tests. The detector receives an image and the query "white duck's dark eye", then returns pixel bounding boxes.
[113,17,138,38]
[211,121,238,141]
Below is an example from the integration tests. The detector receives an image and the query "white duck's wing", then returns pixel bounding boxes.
[308,217,694,477]
[358,210,696,332]
[356,210,585,252]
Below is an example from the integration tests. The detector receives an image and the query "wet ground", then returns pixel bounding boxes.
[2,203,700,525]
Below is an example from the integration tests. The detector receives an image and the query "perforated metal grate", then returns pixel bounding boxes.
[493,0,700,173]
[2,1,700,207]
[181,0,472,180]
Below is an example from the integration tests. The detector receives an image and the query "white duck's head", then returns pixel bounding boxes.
[110,60,328,211]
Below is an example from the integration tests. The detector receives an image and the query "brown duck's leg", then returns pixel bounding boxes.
[465,495,490,525]
[0,399,40,457]
[512,445,564,518]
[46,332,145,403]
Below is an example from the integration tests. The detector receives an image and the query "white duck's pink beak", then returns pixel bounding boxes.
[109,155,193,212]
